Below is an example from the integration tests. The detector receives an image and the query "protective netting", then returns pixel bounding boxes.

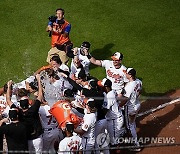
[1,143,180,153]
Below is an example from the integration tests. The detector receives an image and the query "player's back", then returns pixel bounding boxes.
[124,79,142,114]
[58,135,82,154]
[39,104,58,129]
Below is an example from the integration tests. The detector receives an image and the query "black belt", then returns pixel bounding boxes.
[43,127,56,131]
[55,44,65,51]
[55,41,73,51]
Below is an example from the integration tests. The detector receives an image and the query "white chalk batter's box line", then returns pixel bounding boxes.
[137,98,180,118]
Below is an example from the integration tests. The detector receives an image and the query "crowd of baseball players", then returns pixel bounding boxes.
[0,8,143,154]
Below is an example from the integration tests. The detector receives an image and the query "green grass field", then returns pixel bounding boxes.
[0,0,179,96]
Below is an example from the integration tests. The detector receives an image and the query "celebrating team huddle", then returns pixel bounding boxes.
[0,8,142,154]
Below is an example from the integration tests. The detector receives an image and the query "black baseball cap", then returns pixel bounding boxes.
[88,79,97,88]
[87,98,96,108]
[66,122,74,133]
[20,99,29,110]
[81,41,91,49]
[64,89,74,97]
[75,68,86,79]
[126,68,136,77]
[29,81,38,91]
[98,78,112,87]
[9,109,18,121]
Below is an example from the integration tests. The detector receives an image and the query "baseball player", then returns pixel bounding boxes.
[94,118,109,154]
[70,42,91,76]
[39,60,72,107]
[74,98,97,154]
[50,55,70,73]
[39,103,64,153]
[70,57,83,80]
[84,50,128,95]
[6,74,44,154]
[35,55,70,76]
[119,68,142,152]
[0,94,10,118]
[0,83,20,117]
[0,76,37,108]
[98,78,125,146]
[58,122,82,154]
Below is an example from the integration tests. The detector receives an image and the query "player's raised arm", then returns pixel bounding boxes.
[33,65,52,76]
[6,80,13,107]
[35,74,43,102]
[84,48,102,66]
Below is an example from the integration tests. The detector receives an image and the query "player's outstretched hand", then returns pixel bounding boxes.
[73,47,78,55]
[7,80,13,88]
[35,74,41,81]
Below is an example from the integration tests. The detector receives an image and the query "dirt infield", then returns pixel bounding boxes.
[121,89,180,154]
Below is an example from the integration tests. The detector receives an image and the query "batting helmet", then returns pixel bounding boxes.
[81,41,91,49]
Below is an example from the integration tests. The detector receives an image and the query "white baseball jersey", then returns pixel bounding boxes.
[39,104,63,153]
[80,111,96,152]
[59,63,70,72]
[102,90,123,120]
[1,96,18,125]
[123,79,142,147]
[82,112,96,140]
[12,76,35,90]
[43,81,62,107]
[57,64,72,91]
[0,95,18,116]
[101,60,128,91]
[13,80,26,89]
[124,78,142,115]
[77,48,91,74]
[102,90,124,145]
[69,60,84,79]
[58,135,82,154]
[0,95,6,105]
[43,78,72,107]
[0,95,9,117]
[52,77,72,91]
[70,60,78,77]
[39,105,58,129]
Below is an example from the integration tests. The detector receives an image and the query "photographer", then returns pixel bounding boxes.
[46,8,73,64]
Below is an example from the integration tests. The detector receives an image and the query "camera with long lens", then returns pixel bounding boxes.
[48,15,57,37]
[48,15,57,23]
[48,15,65,37]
